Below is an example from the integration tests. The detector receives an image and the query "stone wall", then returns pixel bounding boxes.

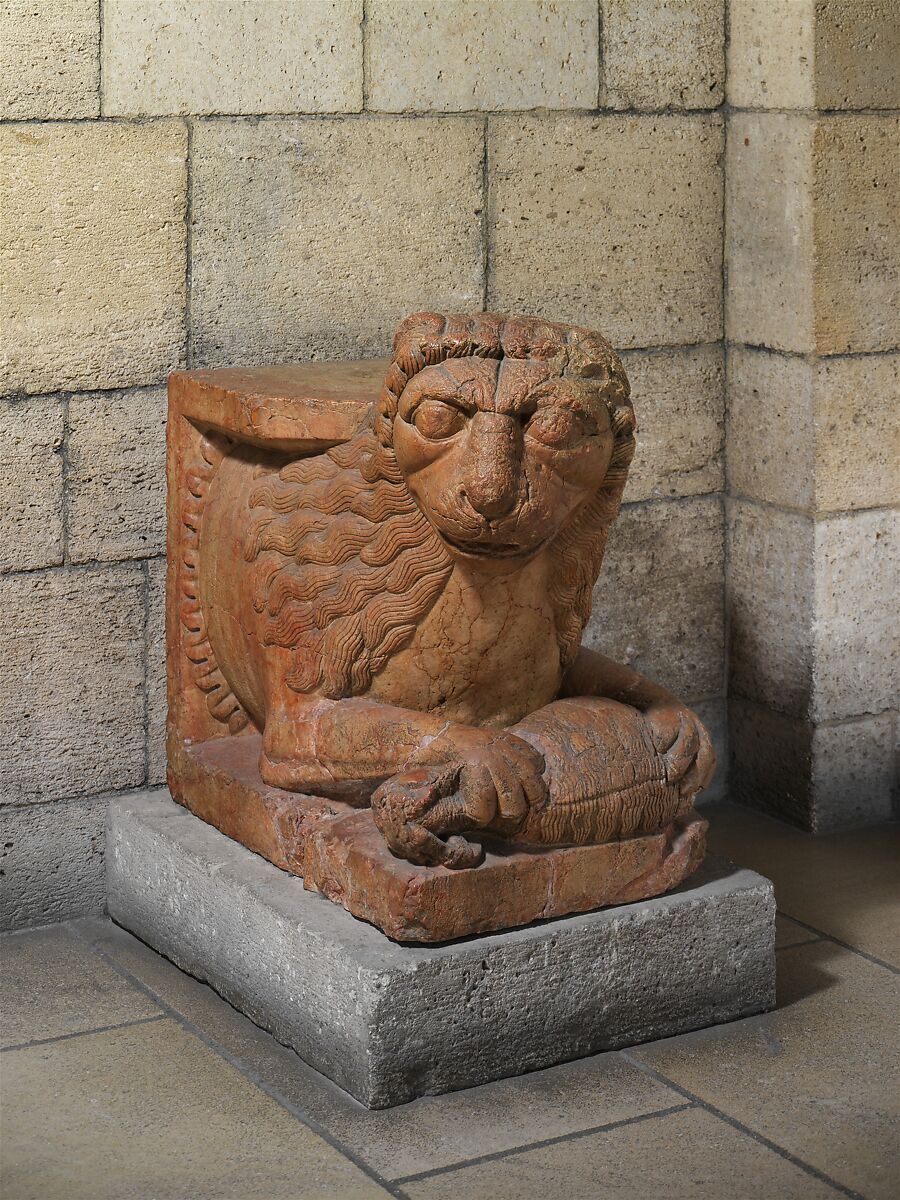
[3,0,889,928]
[725,0,899,830]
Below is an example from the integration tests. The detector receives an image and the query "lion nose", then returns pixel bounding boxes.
[462,413,522,522]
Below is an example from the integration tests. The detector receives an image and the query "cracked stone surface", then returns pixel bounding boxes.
[166,313,718,939]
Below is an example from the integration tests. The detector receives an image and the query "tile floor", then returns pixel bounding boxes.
[1,801,898,1200]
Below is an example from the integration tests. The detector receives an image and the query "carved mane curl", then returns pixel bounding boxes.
[245,313,635,699]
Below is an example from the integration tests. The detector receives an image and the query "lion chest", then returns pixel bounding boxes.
[368,564,563,727]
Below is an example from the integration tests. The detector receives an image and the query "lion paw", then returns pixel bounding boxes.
[371,765,485,870]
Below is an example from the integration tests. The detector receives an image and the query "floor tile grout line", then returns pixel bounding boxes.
[65,923,407,1200]
[776,911,899,975]
[44,912,886,1197]
[776,935,825,951]
[391,1101,696,1184]
[2,1012,168,1054]
[621,1053,868,1200]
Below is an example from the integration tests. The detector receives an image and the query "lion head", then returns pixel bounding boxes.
[244,313,634,700]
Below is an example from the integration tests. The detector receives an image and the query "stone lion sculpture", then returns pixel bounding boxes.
[197,312,715,869]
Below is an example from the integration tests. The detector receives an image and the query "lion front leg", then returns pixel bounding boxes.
[370,724,549,869]
[257,693,549,866]
[369,692,710,862]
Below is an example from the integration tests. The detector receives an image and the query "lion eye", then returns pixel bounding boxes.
[525,406,588,449]
[412,399,466,441]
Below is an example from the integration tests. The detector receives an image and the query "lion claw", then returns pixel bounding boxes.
[371,764,486,869]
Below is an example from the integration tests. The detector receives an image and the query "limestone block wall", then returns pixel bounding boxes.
[725,0,899,831]
[0,0,758,931]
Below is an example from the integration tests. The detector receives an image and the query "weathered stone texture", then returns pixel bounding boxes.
[727,0,816,109]
[1,122,187,397]
[727,348,815,511]
[813,508,899,722]
[813,0,900,110]
[622,344,724,502]
[809,712,897,830]
[729,504,898,723]
[729,699,896,831]
[730,0,900,111]
[190,118,483,367]
[147,559,167,787]
[367,0,598,112]
[727,500,815,717]
[600,0,724,110]
[0,0,99,119]
[729,348,899,514]
[727,115,900,354]
[0,796,107,930]
[728,699,815,828]
[726,7,897,833]
[67,388,167,564]
[102,0,363,116]
[489,114,723,348]
[0,396,64,572]
[813,116,900,355]
[108,791,776,1107]
[813,354,899,513]
[725,114,815,353]
[586,496,725,701]
[0,567,146,805]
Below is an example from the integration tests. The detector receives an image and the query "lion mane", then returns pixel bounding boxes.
[244,312,635,701]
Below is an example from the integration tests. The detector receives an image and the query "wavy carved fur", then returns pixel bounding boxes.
[245,429,454,699]
[244,313,636,700]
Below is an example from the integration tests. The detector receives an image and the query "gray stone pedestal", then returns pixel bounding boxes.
[107,791,776,1108]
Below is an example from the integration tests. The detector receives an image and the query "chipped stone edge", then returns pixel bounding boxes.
[107,789,776,1107]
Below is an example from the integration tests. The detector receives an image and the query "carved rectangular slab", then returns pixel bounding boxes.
[166,360,384,749]
[108,791,776,1107]
[169,735,706,943]
[170,359,387,449]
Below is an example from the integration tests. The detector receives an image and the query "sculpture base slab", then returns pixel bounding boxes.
[168,735,708,943]
[107,791,776,1109]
